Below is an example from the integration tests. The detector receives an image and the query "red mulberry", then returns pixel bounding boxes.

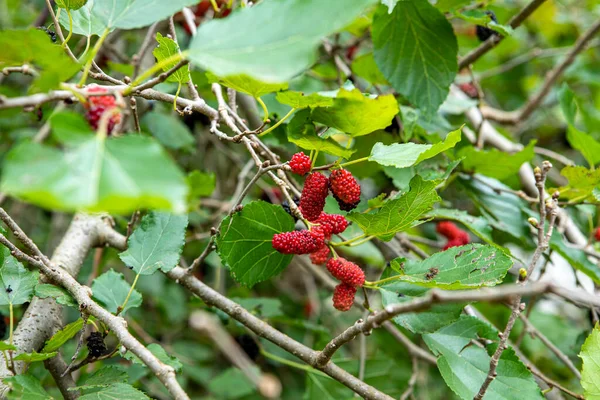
[329,169,361,211]
[332,283,356,311]
[317,213,348,235]
[85,85,121,134]
[309,246,330,265]
[289,152,312,175]
[272,230,324,255]
[326,258,365,287]
[299,172,329,221]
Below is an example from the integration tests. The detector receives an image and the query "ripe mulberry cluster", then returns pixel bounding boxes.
[272,229,324,254]
[299,172,329,221]
[289,152,312,175]
[309,246,330,265]
[326,258,365,287]
[436,221,470,250]
[85,85,121,134]
[329,169,361,211]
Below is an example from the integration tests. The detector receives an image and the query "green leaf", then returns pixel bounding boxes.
[386,244,512,289]
[91,270,142,315]
[350,53,388,85]
[580,325,600,400]
[276,91,334,109]
[566,125,600,168]
[152,33,189,84]
[119,212,188,275]
[188,0,373,82]
[79,383,150,400]
[43,318,86,353]
[0,343,17,351]
[124,343,182,373]
[230,297,283,318]
[5,374,54,400]
[554,166,600,202]
[458,141,535,181]
[187,170,216,201]
[0,247,38,306]
[207,72,287,99]
[216,201,295,287]
[62,0,200,36]
[141,111,195,151]
[73,366,128,390]
[208,367,256,399]
[287,109,355,159]
[373,2,458,115]
[0,29,80,92]
[558,83,577,125]
[423,316,544,400]
[49,111,94,147]
[55,0,87,10]
[14,351,57,362]
[1,136,188,214]
[425,208,494,246]
[347,175,440,241]
[453,10,514,36]
[35,283,78,308]
[550,231,600,284]
[368,127,461,167]
[434,0,472,12]
[311,88,398,137]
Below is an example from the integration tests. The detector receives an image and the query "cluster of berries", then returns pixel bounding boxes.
[84,85,122,135]
[436,221,470,250]
[273,152,365,311]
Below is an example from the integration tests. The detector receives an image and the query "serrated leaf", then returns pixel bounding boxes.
[553,166,600,202]
[49,111,94,147]
[208,367,257,399]
[558,83,577,125]
[124,343,182,373]
[187,170,216,201]
[423,316,544,400]
[35,283,78,308]
[43,318,86,353]
[0,342,17,351]
[92,270,142,314]
[367,193,387,209]
[276,91,334,109]
[119,212,188,275]
[347,175,440,241]
[14,351,57,362]
[188,0,373,82]
[1,136,188,214]
[311,88,398,137]
[550,231,600,284]
[72,365,128,390]
[386,244,512,289]
[425,208,494,246]
[458,141,535,181]
[152,33,189,84]
[580,325,600,400]
[79,383,150,400]
[373,2,457,115]
[207,72,287,99]
[287,109,355,159]
[0,29,80,92]
[566,125,600,168]
[230,297,283,318]
[55,0,87,10]
[141,111,195,151]
[216,201,295,287]
[369,128,461,168]
[0,247,38,306]
[61,0,199,36]
[5,374,54,400]
[351,53,389,85]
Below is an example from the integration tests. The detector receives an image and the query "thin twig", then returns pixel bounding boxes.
[527,366,584,399]
[400,357,418,400]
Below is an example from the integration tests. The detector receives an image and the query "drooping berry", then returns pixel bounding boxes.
[234,334,260,361]
[476,11,498,42]
[86,332,108,358]
[282,197,300,220]
[332,283,357,312]
[289,152,312,175]
[329,169,361,211]
[272,230,325,255]
[309,246,330,265]
[326,258,365,287]
[595,227,600,241]
[436,221,461,239]
[299,172,329,221]
[84,84,121,134]
[317,213,349,235]
[443,238,464,250]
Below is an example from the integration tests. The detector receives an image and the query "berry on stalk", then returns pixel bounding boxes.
[329,169,361,211]
[476,11,498,42]
[85,85,121,134]
[309,245,330,265]
[317,213,348,236]
[86,332,107,358]
[332,283,356,311]
[326,258,365,287]
[299,172,329,221]
[272,230,324,255]
[289,152,312,175]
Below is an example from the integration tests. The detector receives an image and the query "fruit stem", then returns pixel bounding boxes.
[311,150,319,168]
[209,0,220,12]
[344,235,375,247]
[331,233,366,247]
[258,107,296,137]
[173,82,182,111]
[79,35,92,61]
[62,9,73,48]
[117,270,141,316]
[328,244,338,259]
[339,156,369,168]
[79,28,110,86]
[256,97,270,122]
[364,274,405,287]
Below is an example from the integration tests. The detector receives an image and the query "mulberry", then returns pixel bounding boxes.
[272,230,324,254]
[329,169,361,211]
[299,172,329,221]
[85,85,121,134]
[309,246,330,265]
[289,152,312,175]
[317,213,348,235]
[326,258,365,287]
[86,332,108,358]
[332,283,356,312]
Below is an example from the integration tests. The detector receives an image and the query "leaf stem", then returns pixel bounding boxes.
[339,156,369,168]
[260,348,329,378]
[256,97,269,122]
[258,107,296,137]
[311,150,320,168]
[173,82,182,111]
[62,9,73,48]
[117,270,141,316]
[79,35,91,61]
[8,302,14,372]
[79,28,110,86]
[331,234,367,247]
[364,274,405,287]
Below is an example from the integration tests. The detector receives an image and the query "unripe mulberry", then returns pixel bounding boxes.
[329,169,361,211]
[289,152,312,175]
[85,85,121,134]
[326,258,365,287]
[86,332,107,358]
[309,246,330,265]
[272,230,324,254]
[317,213,348,235]
[299,172,329,221]
[332,283,356,311]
